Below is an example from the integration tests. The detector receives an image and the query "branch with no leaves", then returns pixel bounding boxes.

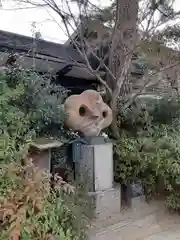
[15,0,180,108]
[64,0,114,97]
[124,60,180,110]
[26,0,113,97]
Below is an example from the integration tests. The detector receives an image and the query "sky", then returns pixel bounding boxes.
[0,0,180,44]
[0,0,111,43]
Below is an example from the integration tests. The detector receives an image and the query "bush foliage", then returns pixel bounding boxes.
[115,95,180,211]
[0,70,91,239]
[0,161,90,240]
[0,72,35,163]
[5,68,70,139]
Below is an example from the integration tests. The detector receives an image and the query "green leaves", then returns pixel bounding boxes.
[0,69,91,239]
[0,68,72,163]
[0,73,33,164]
[115,95,180,210]
[16,70,71,140]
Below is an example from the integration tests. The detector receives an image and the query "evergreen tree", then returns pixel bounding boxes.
[0,67,71,163]
[0,72,35,163]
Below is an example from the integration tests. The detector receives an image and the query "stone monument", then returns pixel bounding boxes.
[64,89,113,136]
[64,90,121,219]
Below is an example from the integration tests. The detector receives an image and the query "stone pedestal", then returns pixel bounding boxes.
[89,185,121,220]
[75,138,121,218]
[78,142,113,192]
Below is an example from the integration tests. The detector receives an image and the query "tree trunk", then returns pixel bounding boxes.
[108,0,138,138]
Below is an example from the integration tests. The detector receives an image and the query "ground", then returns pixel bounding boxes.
[89,199,180,240]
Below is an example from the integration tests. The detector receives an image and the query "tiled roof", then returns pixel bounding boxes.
[0,29,84,63]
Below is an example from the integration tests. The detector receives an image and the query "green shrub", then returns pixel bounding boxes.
[0,72,35,163]
[114,124,180,209]
[5,68,71,140]
[1,68,75,167]
[115,96,180,211]
[118,95,180,131]
[0,162,91,240]
[149,96,180,124]
[0,69,92,239]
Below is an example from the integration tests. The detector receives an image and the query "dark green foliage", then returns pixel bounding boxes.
[156,24,180,45]
[149,97,180,124]
[118,96,180,131]
[6,68,71,140]
[0,69,92,239]
[0,72,35,163]
[115,96,180,211]
[2,68,75,168]
[0,68,71,161]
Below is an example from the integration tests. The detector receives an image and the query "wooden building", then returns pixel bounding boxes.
[0,29,105,94]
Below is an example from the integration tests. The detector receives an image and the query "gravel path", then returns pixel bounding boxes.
[90,200,180,240]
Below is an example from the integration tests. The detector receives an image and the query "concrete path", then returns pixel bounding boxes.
[90,200,180,240]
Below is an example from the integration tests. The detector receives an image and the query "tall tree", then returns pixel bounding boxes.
[13,0,180,137]
[108,0,138,137]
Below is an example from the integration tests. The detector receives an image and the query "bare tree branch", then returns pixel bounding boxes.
[124,60,180,109]
[12,0,180,139]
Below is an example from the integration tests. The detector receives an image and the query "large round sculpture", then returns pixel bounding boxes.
[64,90,113,136]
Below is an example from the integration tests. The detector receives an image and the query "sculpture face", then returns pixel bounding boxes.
[64,90,113,136]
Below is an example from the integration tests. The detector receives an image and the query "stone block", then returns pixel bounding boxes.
[78,143,113,192]
[89,185,121,220]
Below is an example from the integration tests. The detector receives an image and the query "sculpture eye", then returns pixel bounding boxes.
[79,105,86,116]
[102,111,107,118]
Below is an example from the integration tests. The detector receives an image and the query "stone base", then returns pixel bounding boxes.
[130,195,147,212]
[88,185,121,220]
